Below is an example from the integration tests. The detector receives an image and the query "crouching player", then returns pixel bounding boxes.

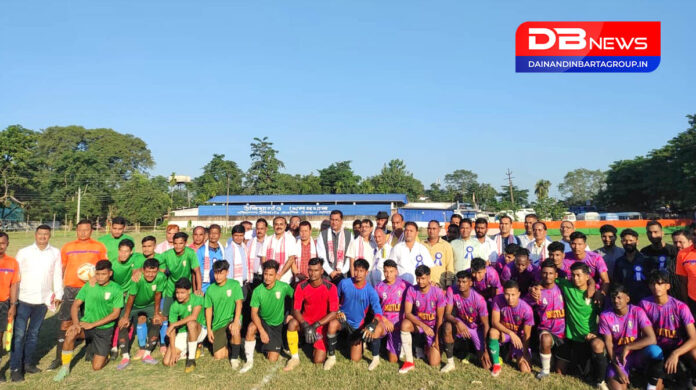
[399,265,446,374]
[163,278,207,373]
[54,260,123,381]
[117,258,165,368]
[488,280,534,377]
[284,258,339,371]
[442,270,491,373]
[524,260,566,379]
[335,259,385,371]
[470,257,502,302]
[374,260,409,365]
[241,260,294,373]
[600,283,664,390]
[641,270,696,389]
[204,260,244,368]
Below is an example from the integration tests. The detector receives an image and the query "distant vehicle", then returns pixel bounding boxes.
[475,212,497,223]
[617,212,642,220]
[599,213,619,221]
[569,205,598,215]
[576,212,600,221]
[562,212,576,222]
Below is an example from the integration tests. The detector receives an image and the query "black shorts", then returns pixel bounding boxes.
[557,337,594,372]
[260,320,283,353]
[0,300,8,326]
[131,305,156,323]
[161,296,174,317]
[85,327,113,357]
[58,287,82,321]
[213,325,231,353]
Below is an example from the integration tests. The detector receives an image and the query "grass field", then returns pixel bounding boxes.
[0,230,611,389]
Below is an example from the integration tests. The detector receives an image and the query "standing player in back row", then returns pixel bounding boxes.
[399,265,446,374]
[50,220,107,371]
[374,259,409,365]
[98,216,133,263]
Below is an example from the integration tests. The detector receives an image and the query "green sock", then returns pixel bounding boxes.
[488,339,500,365]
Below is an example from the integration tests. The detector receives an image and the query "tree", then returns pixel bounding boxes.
[0,125,38,209]
[425,183,450,202]
[497,185,529,207]
[558,168,606,206]
[318,161,362,194]
[534,179,551,200]
[472,183,498,211]
[367,159,424,200]
[191,154,243,205]
[114,173,170,226]
[245,137,285,194]
[532,196,567,220]
[34,126,153,222]
[443,169,478,202]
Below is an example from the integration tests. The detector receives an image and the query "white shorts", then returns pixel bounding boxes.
[174,327,208,359]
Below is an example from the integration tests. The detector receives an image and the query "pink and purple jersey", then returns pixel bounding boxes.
[405,284,446,329]
[599,305,652,350]
[563,251,608,287]
[524,285,565,338]
[472,266,503,300]
[501,262,540,294]
[375,278,409,324]
[492,294,534,336]
[640,296,695,350]
[446,287,488,329]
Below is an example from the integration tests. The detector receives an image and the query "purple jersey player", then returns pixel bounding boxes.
[501,249,540,295]
[642,269,696,384]
[488,279,535,377]
[399,265,446,374]
[599,283,664,390]
[470,257,502,301]
[441,270,491,373]
[564,232,610,292]
[375,260,409,363]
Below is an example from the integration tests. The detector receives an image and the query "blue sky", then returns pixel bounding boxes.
[2,1,694,199]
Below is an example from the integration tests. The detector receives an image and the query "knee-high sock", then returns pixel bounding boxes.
[230,344,241,360]
[287,331,299,358]
[444,342,454,359]
[56,330,66,361]
[371,338,381,358]
[488,338,500,365]
[147,324,161,352]
[327,334,337,357]
[540,353,552,374]
[591,352,608,384]
[136,323,148,347]
[400,331,413,363]
[245,340,256,363]
[160,321,168,344]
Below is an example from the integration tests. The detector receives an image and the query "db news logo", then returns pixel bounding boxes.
[515,22,660,72]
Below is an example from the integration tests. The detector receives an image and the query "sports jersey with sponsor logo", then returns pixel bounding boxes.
[446,286,488,329]
[524,284,565,338]
[598,305,652,350]
[375,278,409,324]
[492,294,534,336]
[472,266,502,300]
[640,296,694,350]
[405,284,446,328]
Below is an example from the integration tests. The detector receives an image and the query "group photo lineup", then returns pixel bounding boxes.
[1,1,695,389]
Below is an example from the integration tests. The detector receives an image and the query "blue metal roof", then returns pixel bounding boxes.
[207,193,408,204]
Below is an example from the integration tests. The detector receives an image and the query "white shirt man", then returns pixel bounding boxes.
[526,221,552,266]
[246,220,270,278]
[16,240,63,305]
[315,211,352,278]
[343,220,376,274]
[473,220,499,264]
[388,223,434,284]
[368,229,392,286]
[265,224,299,284]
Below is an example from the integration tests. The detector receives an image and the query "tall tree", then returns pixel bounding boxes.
[558,168,606,205]
[114,173,170,226]
[0,125,37,206]
[367,159,424,200]
[245,137,284,194]
[532,196,567,220]
[497,185,529,207]
[425,182,450,202]
[192,154,243,205]
[443,169,478,202]
[534,179,551,200]
[472,183,498,210]
[318,161,362,194]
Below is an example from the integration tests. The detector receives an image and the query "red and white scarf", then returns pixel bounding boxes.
[246,236,265,279]
[298,238,318,277]
[327,229,346,270]
[267,233,287,267]
[202,240,225,284]
[495,233,517,256]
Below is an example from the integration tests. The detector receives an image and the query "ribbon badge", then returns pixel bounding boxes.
[435,252,443,266]
[634,265,643,281]
[465,246,475,260]
[658,256,666,270]
[415,254,424,267]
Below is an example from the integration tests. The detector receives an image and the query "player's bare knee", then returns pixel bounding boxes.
[287,319,298,331]
[488,328,500,339]
[328,319,340,333]
[590,338,605,353]
[137,315,147,324]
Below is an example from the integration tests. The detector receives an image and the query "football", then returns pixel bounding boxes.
[77,263,96,282]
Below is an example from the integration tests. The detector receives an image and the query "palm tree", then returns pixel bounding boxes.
[535,179,551,200]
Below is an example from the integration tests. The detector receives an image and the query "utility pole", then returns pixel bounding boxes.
[505,169,515,206]
[225,174,230,230]
[76,186,81,223]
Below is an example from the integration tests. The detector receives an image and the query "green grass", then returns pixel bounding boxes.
[0,231,609,389]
